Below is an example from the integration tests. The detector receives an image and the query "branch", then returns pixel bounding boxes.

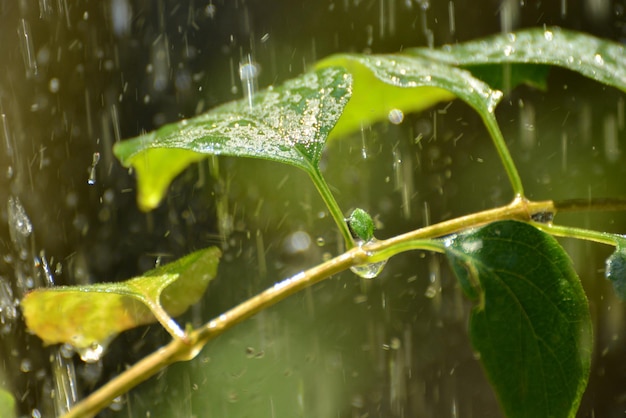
[62,196,554,418]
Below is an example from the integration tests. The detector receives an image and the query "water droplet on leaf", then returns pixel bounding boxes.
[75,342,107,363]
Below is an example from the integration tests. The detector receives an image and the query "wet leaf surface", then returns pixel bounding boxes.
[113,67,351,210]
[409,27,626,93]
[316,53,502,139]
[445,220,592,418]
[113,29,621,213]
[21,247,221,359]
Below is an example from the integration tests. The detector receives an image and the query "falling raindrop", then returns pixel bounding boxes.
[20,358,32,373]
[48,78,60,93]
[0,277,17,328]
[2,113,13,158]
[87,152,100,185]
[603,114,620,163]
[239,55,260,109]
[110,0,132,38]
[284,231,312,254]
[388,109,404,125]
[18,19,38,77]
[8,196,33,259]
[52,348,78,415]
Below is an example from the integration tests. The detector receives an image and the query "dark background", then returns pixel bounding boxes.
[1,0,626,416]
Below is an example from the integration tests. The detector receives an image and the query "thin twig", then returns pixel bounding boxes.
[62,197,554,418]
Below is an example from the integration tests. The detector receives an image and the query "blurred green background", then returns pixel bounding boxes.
[2,1,626,417]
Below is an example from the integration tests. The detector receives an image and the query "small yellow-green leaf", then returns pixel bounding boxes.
[21,247,221,360]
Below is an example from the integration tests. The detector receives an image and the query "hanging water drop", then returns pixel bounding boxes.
[75,342,106,363]
[350,256,387,279]
[346,208,387,279]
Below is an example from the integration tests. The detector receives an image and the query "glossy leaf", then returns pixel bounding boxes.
[409,27,626,93]
[445,220,592,418]
[113,67,351,210]
[347,208,375,242]
[316,53,499,139]
[22,247,221,359]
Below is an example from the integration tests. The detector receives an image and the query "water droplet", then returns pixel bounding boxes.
[351,260,387,279]
[594,53,604,66]
[108,396,124,412]
[503,45,514,56]
[52,349,78,415]
[544,30,553,41]
[20,358,32,372]
[8,196,33,253]
[0,277,17,327]
[316,237,325,246]
[239,56,260,109]
[75,342,106,363]
[110,0,132,37]
[388,109,404,125]
[87,152,100,185]
[18,19,38,78]
[283,231,311,254]
[205,3,216,18]
[424,283,439,298]
[48,78,60,93]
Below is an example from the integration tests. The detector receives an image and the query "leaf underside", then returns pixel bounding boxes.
[21,247,221,351]
[445,220,592,418]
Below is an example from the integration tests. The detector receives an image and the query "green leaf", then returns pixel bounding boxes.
[445,220,592,418]
[409,27,626,93]
[316,53,498,139]
[347,208,375,242]
[21,247,221,361]
[113,67,351,211]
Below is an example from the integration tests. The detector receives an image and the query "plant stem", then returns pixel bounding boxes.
[481,112,525,198]
[307,165,355,248]
[531,222,623,247]
[62,196,556,418]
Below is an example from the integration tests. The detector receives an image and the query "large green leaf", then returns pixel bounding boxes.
[316,53,499,139]
[445,220,592,418]
[114,67,351,210]
[409,27,626,93]
[22,247,221,361]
